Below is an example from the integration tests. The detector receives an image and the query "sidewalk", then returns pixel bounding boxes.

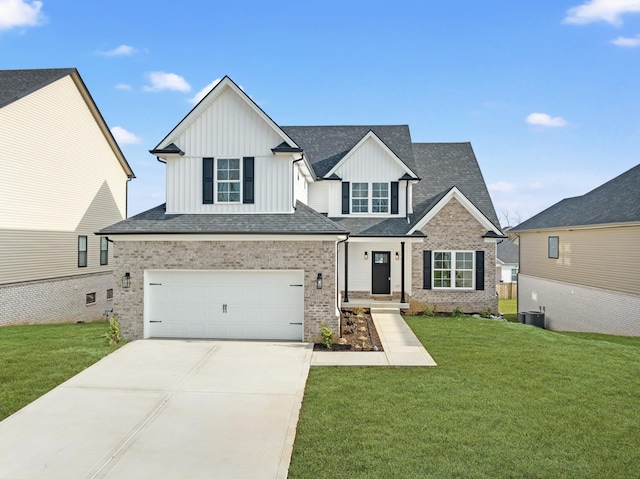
[311,308,437,366]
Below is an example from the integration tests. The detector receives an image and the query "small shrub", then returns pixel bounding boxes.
[321,323,333,350]
[353,307,366,318]
[423,303,438,317]
[105,315,122,346]
[479,307,492,318]
[452,306,464,317]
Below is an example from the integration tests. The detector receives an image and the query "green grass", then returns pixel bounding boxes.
[289,316,640,479]
[498,298,518,322]
[0,322,126,421]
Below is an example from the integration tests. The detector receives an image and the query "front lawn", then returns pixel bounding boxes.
[289,316,640,478]
[0,322,125,421]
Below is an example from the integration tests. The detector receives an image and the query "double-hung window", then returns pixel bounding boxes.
[78,236,87,268]
[433,251,474,289]
[100,237,108,265]
[351,183,368,213]
[217,158,241,203]
[372,183,389,213]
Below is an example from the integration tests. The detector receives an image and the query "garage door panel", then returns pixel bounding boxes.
[146,270,304,341]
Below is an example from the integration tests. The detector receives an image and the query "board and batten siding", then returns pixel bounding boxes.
[518,225,640,296]
[308,181,330,213]
[0,74,128,284]
[164,85,295,214]
[327,136,409,217]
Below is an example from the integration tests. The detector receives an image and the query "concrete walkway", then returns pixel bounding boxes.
[311,308,437,366]
[0,340,312,479]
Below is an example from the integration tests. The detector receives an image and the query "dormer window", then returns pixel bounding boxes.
[350,182,390,214]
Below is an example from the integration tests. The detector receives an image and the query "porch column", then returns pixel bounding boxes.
[343,241,349,302]
[401,241,406,303]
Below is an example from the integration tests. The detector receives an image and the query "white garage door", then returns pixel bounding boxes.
[145,270,304,340]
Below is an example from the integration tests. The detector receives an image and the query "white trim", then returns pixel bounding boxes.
[324,131,416,179]
[408,187,501,235]
[154,76,299,155]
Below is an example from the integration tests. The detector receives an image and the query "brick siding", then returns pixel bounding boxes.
[0,272,114,326]
[112,240,337,341]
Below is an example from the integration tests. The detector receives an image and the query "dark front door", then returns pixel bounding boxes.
[371,251,391,294]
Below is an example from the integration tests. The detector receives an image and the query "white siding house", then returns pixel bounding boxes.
[0,68,134,325]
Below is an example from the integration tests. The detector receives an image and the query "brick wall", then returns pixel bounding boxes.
[112,239,337,341]
[0,272,114,326]
[410,198,499,314]
[519,274,640,335]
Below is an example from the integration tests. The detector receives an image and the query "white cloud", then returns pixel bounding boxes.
[143,71,191,93]
[526,112,568,127]
[0,0,45,30]
[97,44,137,57]
[488,181,516,193]
[115,83,132,91]
[564,0,640,26]
[111,126,142,145]
[189,78,221,105]
[529,181,546,190]
[612,34,640,46]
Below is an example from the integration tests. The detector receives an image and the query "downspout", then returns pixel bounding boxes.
[400,241,406,303]
[336,236,350,338]
[292,157,304,209]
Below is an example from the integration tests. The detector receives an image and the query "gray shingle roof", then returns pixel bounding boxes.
[0,68,76,109]
[329,217,419,236]
[512,163,640,231]
[411,143,501,229]
[497,239,519,264]
[282,125,418,179]
[99,201,347,235]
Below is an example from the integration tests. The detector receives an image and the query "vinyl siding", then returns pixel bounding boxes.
[0,74,128,284]
[518,225,640,296]
[164,85,292,214]
[308,181,330,213]
[0,75,128,231]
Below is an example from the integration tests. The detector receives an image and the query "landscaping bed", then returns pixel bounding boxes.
[313,308,383,351]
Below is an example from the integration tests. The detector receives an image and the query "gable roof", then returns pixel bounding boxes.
[282,125,418,179]
[411,143,500,229]
[99,201,348,235]
[513,163,640,231]
[151,76,300,157]
[497,239,519,264]
[0,68,134,179]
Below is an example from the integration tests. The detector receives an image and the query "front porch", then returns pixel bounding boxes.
[340,298,410,311]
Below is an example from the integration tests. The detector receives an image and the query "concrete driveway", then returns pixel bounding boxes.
[0,340,313,479]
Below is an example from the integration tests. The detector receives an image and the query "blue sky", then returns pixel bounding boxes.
[2,0,639,224]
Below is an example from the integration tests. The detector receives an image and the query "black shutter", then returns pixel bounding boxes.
[342,182,350,214]
[391,181,399,214]
[475,250,485,290]
[203,157,214,204]
[423,250,432,289]
[243,157,254,204]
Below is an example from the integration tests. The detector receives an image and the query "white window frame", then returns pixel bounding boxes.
[433,250,475,289]
[215,158,242,203]
[350,182,390,214]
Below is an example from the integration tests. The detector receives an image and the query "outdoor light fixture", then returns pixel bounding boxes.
[364,251,369,260]
[316,273,323,289]
[122,272,131,288]
[395,252,400,260]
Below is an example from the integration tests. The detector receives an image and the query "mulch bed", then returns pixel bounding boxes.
[313,309,384,352]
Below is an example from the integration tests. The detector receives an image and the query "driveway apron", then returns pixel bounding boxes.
[0,340,313,479]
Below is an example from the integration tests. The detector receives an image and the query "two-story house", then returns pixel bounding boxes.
[0,68,134,326]
[100,76,503,342]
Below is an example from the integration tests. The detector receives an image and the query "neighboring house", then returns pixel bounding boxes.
[496,236,519,283]
[512,164,640,335]
[0,68,134,326]
[100,76,503,342]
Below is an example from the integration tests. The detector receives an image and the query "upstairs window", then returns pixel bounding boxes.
[100,237,108,265]
[351,183,368,213]
[372,182,389,213]
[216,158,241,203]
[78,236,87,268]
